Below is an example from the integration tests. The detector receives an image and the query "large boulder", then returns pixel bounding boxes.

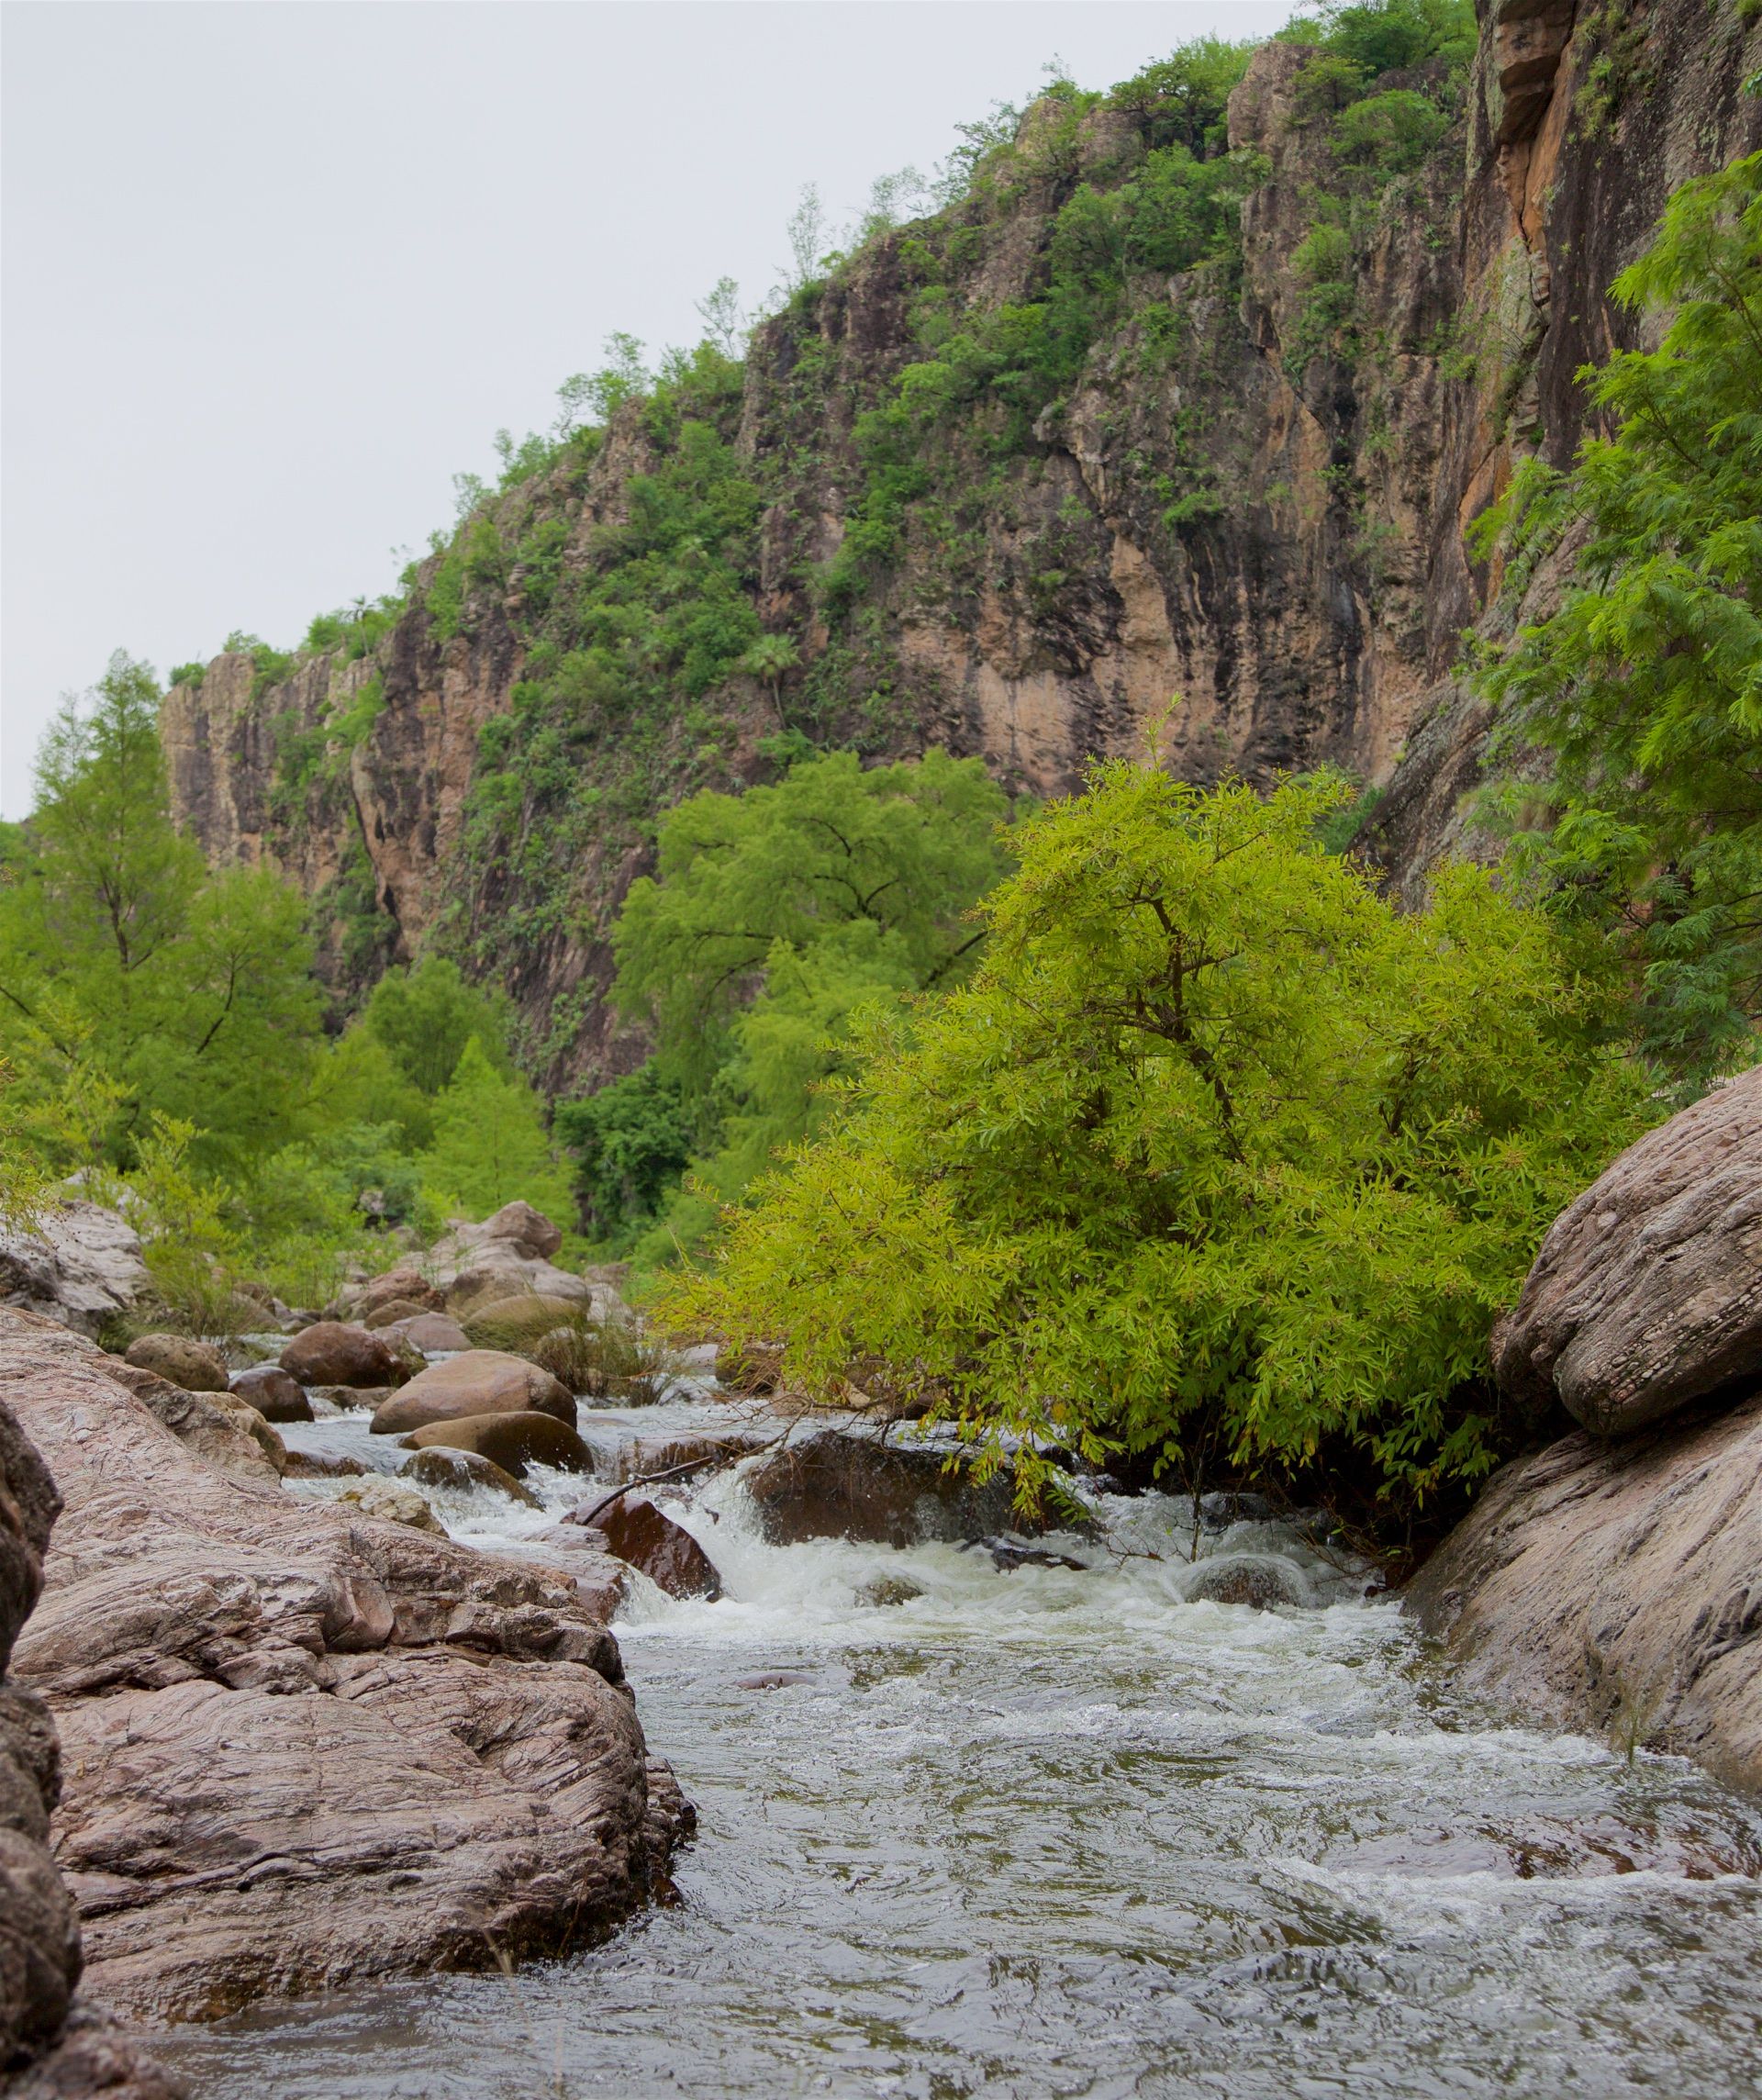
[0,1386,184,2095]
[229,1363,312,1424]
[403,1411,594,1476]
[1492,1066,1762,1435]
[423,1206,611,1320]
[0,1201,148,1341]
[574,1495,722,1602]
[1406,1390,1762,1793]
[338,1268,443,1324]
[281,1321,410,1391]
[123,1334,229,1394]
[369,1351,574,1435]
[0,1307,685,2022]
[362,1297,436,1331]
[743,1429,1052,1547]
[387,1312,472,1354]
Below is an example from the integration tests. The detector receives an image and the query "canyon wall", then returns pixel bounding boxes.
[162,1,1762,1086]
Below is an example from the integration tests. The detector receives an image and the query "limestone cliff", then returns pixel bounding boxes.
[161,0,1762,1087]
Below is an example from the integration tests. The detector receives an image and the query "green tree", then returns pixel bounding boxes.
[362,954,514,1096]
[421,1035,574,1221]
[0,653,323,1173]
[555,1064,693,1241]
[1476,151,1762,1086]
[658,764,1650,1521]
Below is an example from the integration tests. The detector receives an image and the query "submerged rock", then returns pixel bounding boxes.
[229,1362,312,1423]
[744,1429,1053,1548]
[1492,1065,1762,1436]
[122,1334,229,1394]
[855,1574,924,1608]
[1186,1555,1310,1610]
[281,1321,410,1391]
[0,1306,686,2022]
[1407,1389,1762,1793]
[400,1445,542,1509]
[403,1409,593,1476]
[370,1349,574,1434]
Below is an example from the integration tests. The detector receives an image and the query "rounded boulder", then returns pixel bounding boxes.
[369,1350,574,1435]
[123,1334,230,1393]
[387,1312,473,1354]
[229,1363,313,1424]
[402,1410,593,1476]
[281,1321,410,1391]
[400,1445,543,1509]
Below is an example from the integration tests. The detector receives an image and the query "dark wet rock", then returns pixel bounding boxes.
[280,1322,409,1391]
[1186,1555,1310,1609]
[734,1670,812,1691]
[387,1312,473,1354]
[400,1445,542,1509]
[403,1410,594,1476]
[572,1495,722,1602]
[1492,1065,1762,1436]
[371,1351,575,1434]
[281,1450,367,1480]
[585,1426,772,1486]
[855,1575,923,1608]
[967,1538,1087,1572]
[121,1335,229,1394]
[1407,1388,1762,1793]
[1197,1491,1278,1529]
[744,1429,1056,1548]
[1,1307,686,2023]
[228,1363,311,1424]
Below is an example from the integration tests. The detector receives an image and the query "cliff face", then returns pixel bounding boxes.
[162,0,1762,1086]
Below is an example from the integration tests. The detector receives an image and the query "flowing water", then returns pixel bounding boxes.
[158,1386,1762,2100]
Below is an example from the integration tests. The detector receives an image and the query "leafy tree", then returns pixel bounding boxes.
[555,1064,693,1240]
[0,653,323,1174]
[657,765,1650,1521]
[362,954,514,1096]
[420,1036,574,1221]
[1476,151,1762,1087]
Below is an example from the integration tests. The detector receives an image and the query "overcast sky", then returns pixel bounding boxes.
[2,0,1294,818]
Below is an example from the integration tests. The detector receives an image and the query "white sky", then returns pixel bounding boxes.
[1,0,1294,818]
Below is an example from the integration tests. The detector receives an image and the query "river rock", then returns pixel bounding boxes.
[586,1427,772,1485]
[576,1495,722,1602]
[369,1350,575,1434]
[425,1205,608,1319]
[465,1292,584,1334]
[403,1410,594,1476]
[856,1574,923,1608]
[282,1450,367,1480]
[0,1387,184,2095]
[743,1429,1050,1548]
[0,1201,148,1340]
[0,1307,686,2022]
[228,1363,312,1424]
[1491,1064,1762,1435]
[1186,1554,1310,1609]
[281,1321,409,1391]
[1407,1388,1762,1792]
[386,1311,473,1354]
[101,1360,287,1486]
[339,1268,443,1324]
[334,1477,443,1535]
[400,1446,542,1509]
[521,1528,630,1622]
[122,1334,229,1394]
[362,1297,435,1330]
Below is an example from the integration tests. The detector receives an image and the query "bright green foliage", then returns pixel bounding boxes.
[362,955,515,1096]
[419,1036,575,1220]
[658,765,1649,1517]
[554,1065,693,1241]
[0,653,324,1176]
[1279,0,1475,75]
[1476,151,1762,1086]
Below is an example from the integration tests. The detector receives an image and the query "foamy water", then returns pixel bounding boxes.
[160,1390,1762,2099]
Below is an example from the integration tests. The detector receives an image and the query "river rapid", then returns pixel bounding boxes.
[159,1391,1762,2100]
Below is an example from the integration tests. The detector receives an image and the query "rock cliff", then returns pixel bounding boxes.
[161,1,1762,1085]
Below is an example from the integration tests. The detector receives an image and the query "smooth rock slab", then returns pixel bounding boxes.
[370,1350,574,1435]
[1492,1064,1762,1435]
[0,1310,681,2022]
[1406,1389,1762,1793]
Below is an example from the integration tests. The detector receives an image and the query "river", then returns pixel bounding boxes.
[157,1392,1762,2099]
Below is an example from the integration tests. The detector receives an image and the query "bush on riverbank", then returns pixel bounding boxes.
[655,763,1654,1521]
